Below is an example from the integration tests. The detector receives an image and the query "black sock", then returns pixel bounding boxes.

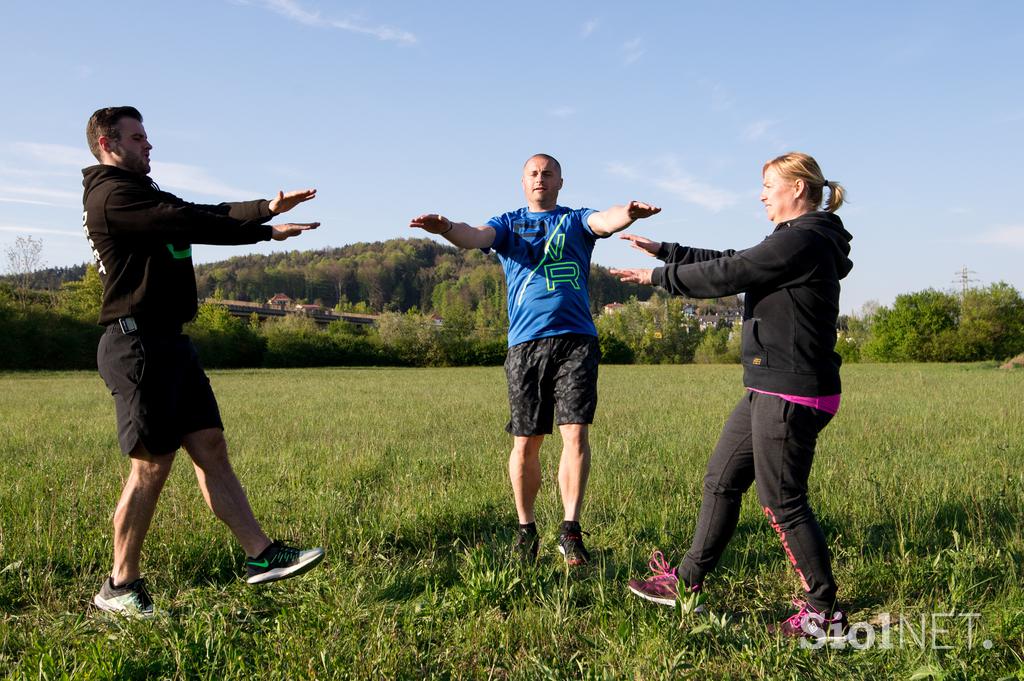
[561,520,581,534]
[519,522,537,535]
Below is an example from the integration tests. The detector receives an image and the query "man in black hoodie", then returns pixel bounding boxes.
[613,152,854,643]
[83,106,324,617]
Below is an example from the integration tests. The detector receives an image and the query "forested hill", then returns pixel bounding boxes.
[14,238,745,317]
[190,238,658,315]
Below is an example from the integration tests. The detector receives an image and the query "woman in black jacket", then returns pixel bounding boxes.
[612,152,853,641]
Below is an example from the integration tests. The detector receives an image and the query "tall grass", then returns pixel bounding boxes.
[1,364,1022,679]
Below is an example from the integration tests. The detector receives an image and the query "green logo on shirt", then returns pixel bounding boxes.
[166,244,192,259]
[544,262,581,290]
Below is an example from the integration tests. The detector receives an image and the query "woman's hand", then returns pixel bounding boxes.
[609,268,654,285]
[619,233,660,257]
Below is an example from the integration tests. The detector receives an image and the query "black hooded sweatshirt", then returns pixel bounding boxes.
[82,164,274,330]
[650,211,853,396]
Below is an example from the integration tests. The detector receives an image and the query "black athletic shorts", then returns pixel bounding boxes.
[96,326,223,456]
[504,333,600,436]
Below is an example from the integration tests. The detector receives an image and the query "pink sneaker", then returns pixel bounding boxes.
[627,550,703,610]
[772,600,849,641]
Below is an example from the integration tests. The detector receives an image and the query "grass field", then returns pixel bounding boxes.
[1,364,1023,679]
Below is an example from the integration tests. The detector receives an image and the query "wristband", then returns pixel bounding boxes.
[440,218,454,235]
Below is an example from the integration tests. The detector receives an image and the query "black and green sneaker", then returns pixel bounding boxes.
[512,524,539,564]
[245,541,325,585]
[557,521,591,566]
[93,577,156,618]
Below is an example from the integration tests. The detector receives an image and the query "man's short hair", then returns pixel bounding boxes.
[86,107,143,161]
[525,153,562,175]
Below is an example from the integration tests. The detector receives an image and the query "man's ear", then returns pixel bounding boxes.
[98,135,115,154]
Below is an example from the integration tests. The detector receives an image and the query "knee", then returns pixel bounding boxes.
[702,473,745,501]
[185,429,230,469]
[511,437,542,461]
[558,425,589,454]
[128,448,175,487]
[760,498,813,531]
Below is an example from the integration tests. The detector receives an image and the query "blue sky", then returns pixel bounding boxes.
[1,1,1021,313]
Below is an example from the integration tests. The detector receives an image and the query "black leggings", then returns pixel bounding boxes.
[678,391,838,611]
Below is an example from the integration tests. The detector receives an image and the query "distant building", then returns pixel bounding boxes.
[267,293,292,309]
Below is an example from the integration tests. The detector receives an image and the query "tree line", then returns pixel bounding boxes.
[837,284,1024,363]
[2,237,1022,370]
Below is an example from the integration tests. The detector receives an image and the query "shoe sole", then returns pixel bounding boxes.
[557,544,589,566]
[627,584,677,607]
[627,584,706,613]
[92,594,156,618]
[246,548,325,585]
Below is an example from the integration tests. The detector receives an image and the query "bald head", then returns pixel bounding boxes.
[521,154,563,211]
[524,153,561,175]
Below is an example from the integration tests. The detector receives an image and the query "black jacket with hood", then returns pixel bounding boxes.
[82,164,274,330]
[650,211,853,396]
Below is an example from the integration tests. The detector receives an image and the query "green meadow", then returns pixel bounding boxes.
[1,364,1022,679]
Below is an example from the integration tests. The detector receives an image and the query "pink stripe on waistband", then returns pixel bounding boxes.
[748,388,841,415]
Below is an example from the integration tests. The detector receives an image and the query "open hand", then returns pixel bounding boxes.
[269,189,317,215]
[409,214,452,234]
[626,201,661,220]
[609,267,654,285]
[271,222,320,240]
[619,233,660,257]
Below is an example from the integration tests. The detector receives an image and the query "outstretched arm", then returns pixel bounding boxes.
[587,201,661,237]
[613,229,816,297]
[409,213,496,250]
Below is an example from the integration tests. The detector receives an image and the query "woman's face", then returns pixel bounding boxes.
[760,167,803,224]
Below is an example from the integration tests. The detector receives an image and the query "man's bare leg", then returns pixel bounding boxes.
[557,423,591,523]
[111,445,175,585]
[509,435,544,524]
[182,428,271,558]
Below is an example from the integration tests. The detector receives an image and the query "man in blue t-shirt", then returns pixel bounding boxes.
[410,154,660,565]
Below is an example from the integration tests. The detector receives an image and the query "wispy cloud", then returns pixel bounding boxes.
[151,162,259,198]
[974,225,1024,249]
[12,142,93,168]
[605,162,640,181]
[0,197,58,207]
[741,118,787,151]
[548,106,575,119]
[0,185,80,207]
[0,167,78,182]
[0,224,82,238]
[8,142,260,199]
[246,0,417,45]
[581,18,599,38]
[742,119,777,142]
[622,37,644,65]
[654,175,738,212]
[606,158,739,212]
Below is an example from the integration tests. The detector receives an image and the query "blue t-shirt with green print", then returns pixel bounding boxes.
[486,206,599,347]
